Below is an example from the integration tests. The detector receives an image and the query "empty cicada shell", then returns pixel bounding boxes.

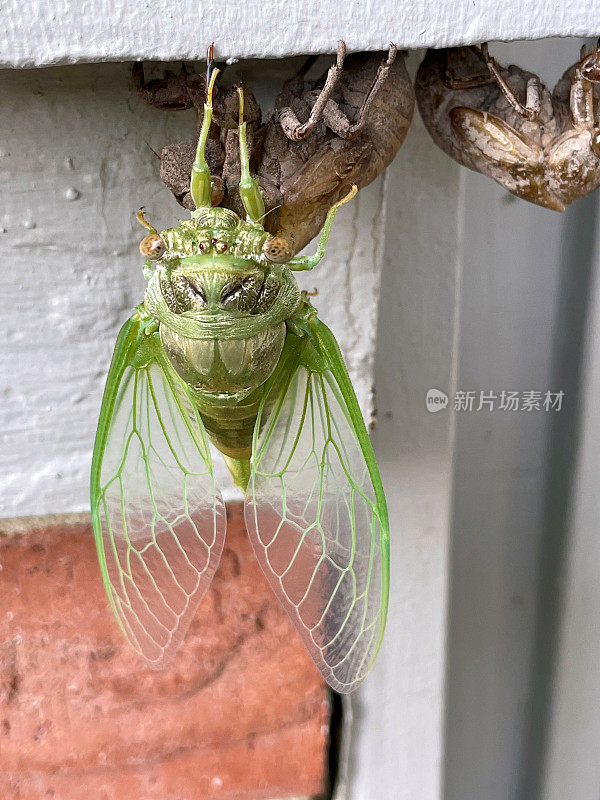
[135,41,414,251]
[415,43,600,211]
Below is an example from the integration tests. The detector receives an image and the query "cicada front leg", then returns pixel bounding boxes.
[438,44,542,121]
[286,184,358,271]
[279,40,399,142]
[320,44,399,140]
[480,42,541,121]
[279,40,347,141]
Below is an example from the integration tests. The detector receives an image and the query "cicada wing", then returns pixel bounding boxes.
[245,320,390,693]
[91,312,226,667]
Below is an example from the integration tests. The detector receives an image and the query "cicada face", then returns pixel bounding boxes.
[141,207,301,400]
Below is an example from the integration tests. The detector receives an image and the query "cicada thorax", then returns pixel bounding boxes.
[159,266,286,386]
[143,212,301,460]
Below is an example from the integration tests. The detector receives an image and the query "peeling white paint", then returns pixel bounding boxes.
[0,61,387,516]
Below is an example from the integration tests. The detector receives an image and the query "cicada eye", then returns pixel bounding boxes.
[140,234,167,260]
[262,236,293,263]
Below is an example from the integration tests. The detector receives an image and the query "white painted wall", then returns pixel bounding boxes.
[3,0,600,65]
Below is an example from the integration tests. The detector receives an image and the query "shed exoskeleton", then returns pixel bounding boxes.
[416,42,600,210]
[134,40,414,251]
[91,62,389,693]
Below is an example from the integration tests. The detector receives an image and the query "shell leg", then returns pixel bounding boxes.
[279,40,347,141]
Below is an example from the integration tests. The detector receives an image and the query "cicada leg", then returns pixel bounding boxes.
[441,46,494,89]
[279,40,347,141]
[279,42,398,142]
[237,87,265,223]
[288,184,357,272]
[481,42,541,121]
[321,44,398,139]
[573,41,600,127]
[190,54,219,209]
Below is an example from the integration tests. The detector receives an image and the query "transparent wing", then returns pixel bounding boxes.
[245,319,389,693]
[91,311,226,667]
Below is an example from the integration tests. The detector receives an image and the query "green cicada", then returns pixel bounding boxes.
[90,64,389,694]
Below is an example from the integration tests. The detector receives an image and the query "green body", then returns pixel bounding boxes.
[142,207,303,486]
[90,71,389,693]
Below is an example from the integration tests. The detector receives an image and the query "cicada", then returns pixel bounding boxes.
[416,42,600,210]
[90,63,389,694]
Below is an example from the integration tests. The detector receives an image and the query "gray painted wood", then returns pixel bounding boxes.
[350,56,461,798]
[352,38,600,800]
[541,206,600,800]
[439,39,599,800]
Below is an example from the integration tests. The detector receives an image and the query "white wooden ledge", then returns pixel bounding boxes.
[2,0,600,67]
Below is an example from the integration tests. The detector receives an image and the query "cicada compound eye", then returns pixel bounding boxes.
[140,234,167,261]
[262,236,293,263]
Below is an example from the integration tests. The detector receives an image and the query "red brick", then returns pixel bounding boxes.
[0,504,330,799]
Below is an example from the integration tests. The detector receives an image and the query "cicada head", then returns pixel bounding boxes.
[136,64,296,281]
[138,206,295,266]
[138,202,299,400]
[137,64,301,403]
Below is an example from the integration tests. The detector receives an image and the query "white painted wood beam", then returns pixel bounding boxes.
[3,0,600,68]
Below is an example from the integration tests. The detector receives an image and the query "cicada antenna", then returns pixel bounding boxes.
[237,86,266,224]
[257,203,283,223]
[190,45,220,210]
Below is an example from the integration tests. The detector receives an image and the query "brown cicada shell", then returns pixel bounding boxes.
[134,41,414,251]
[415,43,600,211]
